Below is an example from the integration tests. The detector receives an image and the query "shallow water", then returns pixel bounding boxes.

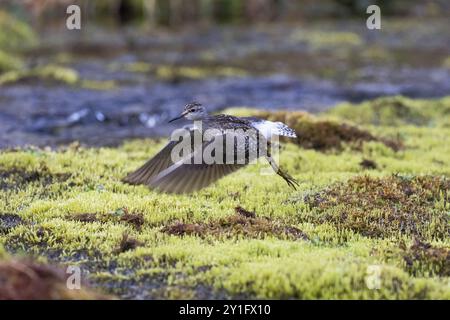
[1,19,449,148]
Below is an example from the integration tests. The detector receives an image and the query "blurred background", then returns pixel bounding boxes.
[0,0,449,147]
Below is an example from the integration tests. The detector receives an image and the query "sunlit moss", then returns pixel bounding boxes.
[328,95,450,127]
[0,50,24,73]
[115,61,247,80]
[290,30,363,49]
[442,56,450,69]
[53,53,76,65]
[0,64,117,90]
[120,62,153,73]
[301,175,449,240]
[0,10,37,50]
[1,97,449,299]
[0,11,36,75]
[0,65,79,86]
[81,79,117,90]
[222,107,402,151]
[207,242,450,299]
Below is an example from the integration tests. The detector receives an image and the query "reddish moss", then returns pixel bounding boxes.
[0,214,23,234]
[120,212,145,230]
[162,222,205,236]
[162,208,308,241]
[303,175,449,240]
[254,110,402,152]
[69,213,98,223]
[68,208,144,229]
[114,233,143,254]
[0,259,107,300]
[401,238,450,277]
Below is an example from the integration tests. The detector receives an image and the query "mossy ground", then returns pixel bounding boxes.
[0,96,449,299]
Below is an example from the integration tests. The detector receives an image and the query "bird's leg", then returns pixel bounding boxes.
[265,142,299,190]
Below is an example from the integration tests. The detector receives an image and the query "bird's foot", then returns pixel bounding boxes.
[277,168,299,190]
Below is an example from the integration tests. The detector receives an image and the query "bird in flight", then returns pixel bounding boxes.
[123,102,299,193]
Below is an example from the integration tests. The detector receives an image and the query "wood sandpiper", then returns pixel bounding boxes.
[123,102,299,193]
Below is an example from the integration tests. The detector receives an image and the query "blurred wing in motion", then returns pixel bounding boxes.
[123,128,197,186]
[123,129,257,193]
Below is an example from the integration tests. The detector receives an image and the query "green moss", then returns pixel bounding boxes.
[290,30,363,49]
[0,50,24,73]
[162,206,308,241]
[0,10,36,75]
[401,238,449,277]
[0,10,37,50]
[81,79,117,90]
[0,65,79,86]
[68,207,145,230]
[207,242,450,299]
[0,64,117,89]
[301,175,449,241]
[0,164,70,191]
[156,65,247,80]
[114,61,247,80]
[0,97,449,299]
[328,95,450,127]
[0,214,23,235]
[224,108,402,151]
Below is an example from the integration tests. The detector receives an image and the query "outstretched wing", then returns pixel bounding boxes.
[123,128,197,185]
[147,160,244,194]
[124,128,260,193]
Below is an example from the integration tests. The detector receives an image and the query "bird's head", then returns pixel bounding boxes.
[169,102,207,122]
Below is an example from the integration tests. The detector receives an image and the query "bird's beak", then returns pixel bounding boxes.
[168,111,188,123]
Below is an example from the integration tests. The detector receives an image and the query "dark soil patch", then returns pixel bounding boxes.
[0,165,71,191]
[359,158,378,170]
[162,207,309,241]
[0,213,23,234]
[68,208,144,230]
[5,226,64,252]
[111,208,145,230]
[69,213,98,223]
[114,233,143,254]
[303,175,449,240]
[2,232,235,300]
[91,272,236,300]
[120,212,145,230]
[401,238,450,277]
[0,258,106,299]
[254,110,403,152]
[235,206,256,218]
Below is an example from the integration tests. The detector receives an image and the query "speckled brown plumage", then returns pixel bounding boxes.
[123,103,298,193]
